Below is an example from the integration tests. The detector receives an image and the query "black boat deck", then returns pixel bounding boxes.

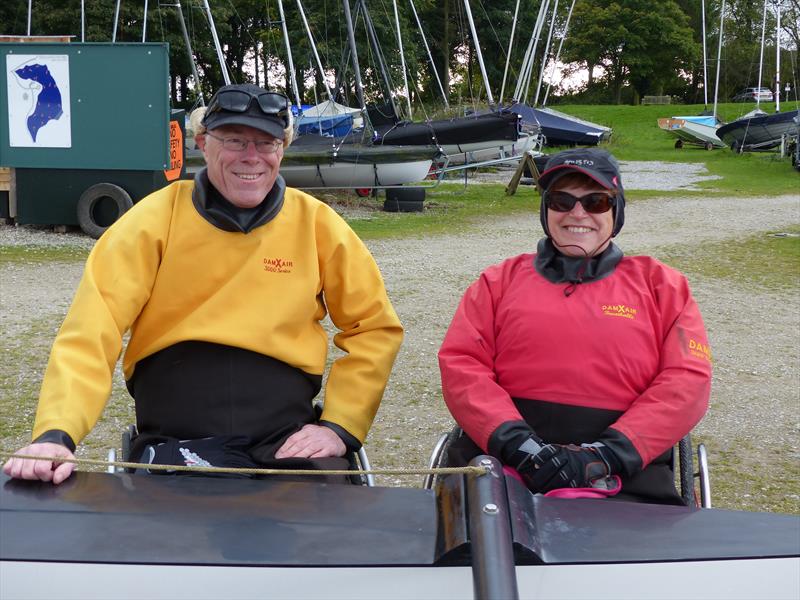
[2,468,798,568]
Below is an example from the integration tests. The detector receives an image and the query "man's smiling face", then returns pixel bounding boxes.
[197,124,283,209]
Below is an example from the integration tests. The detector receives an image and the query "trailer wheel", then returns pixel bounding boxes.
[77,183,133,239]
[674,139,684,149]
[704,141,714,151]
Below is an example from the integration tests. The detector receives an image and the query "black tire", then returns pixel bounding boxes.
[678,435,696,506]
[704,141,714,151]
[730,140,741,154]
[77,183,133,239]
[384,187,425,212]
[674,139,684,149]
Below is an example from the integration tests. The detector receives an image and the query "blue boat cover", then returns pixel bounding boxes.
[510,103,607,146]
[297,113,355,138]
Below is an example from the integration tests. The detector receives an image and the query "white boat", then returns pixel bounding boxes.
[1,464,798,600]
[658,115,726,149]
[436,132,541,167]
[280,135,437,189]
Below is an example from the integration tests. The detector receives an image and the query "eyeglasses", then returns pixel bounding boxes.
[206,89,290,128]
[205,132,282,154]
[545,190,614,214]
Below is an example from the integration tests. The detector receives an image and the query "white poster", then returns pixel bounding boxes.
[6,54,72,148]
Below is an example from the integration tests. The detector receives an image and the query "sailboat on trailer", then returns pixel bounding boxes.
[268,0,440,189]
[715,0,799,152]
[506,0,611,147]
[362,0,539,168]
[658,0,725,150]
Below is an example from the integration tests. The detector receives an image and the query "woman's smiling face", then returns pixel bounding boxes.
[546,173,614,257]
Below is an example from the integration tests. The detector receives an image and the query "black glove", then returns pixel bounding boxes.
[527,443,618,493]
[489,421,552,491]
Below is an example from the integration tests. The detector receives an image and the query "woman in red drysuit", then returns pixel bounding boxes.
[438,148,712,504]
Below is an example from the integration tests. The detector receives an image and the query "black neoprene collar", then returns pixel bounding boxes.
[534,237,623,285]
[191,168,286,233]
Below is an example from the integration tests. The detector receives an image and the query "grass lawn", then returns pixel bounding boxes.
[318,182,538,239]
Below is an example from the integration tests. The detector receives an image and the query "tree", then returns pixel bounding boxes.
[562,0,699,104]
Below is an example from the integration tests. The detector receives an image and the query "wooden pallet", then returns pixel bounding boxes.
[0,168,11,193]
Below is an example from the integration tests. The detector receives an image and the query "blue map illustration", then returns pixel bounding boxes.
[14,63,63,142]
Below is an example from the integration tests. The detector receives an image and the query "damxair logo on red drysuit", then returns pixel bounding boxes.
[688,339,712,362]
[601,304,638,320]
[263,257,293,273]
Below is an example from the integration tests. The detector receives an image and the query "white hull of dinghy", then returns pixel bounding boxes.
[442,132,540,165]
[658,118,725,148]
[3,557,798,600]
[279,158,432,189]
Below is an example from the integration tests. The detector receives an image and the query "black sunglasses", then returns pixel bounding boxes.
[206,89,290,128]
[545,190,614,214]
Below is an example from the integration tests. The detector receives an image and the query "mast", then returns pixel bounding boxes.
[408,0,448,108]
[81,0,85,42]
[392,0,412,118]
[516,0,549,103]
[775,0,780,113]
[142,0,148,42]
[360,0,399,115]
[27,0,32,35]
[112,0,121,42]
[277,0,302,109]
[534,0,559,107]
[543,0,576,107]
[202,0,230,85]
[173,0,204,105]
[296,0,333,100]
[342,0,366,112]
[712,0,726,118]
[499,0,521,106]
[701,0,709,108]
[756,0,768,110]
[463,0,495,106]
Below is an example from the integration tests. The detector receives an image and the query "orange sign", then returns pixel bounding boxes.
[164,120,184,181]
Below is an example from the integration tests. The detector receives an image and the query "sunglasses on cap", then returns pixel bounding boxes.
[206,89,290,127]
[545,190,614,214]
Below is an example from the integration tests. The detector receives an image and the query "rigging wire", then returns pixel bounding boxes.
[542,0,577,106]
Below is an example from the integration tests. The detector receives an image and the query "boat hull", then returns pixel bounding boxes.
[280,157,433,188]
[3,558,798,600]
[441,132,540,166]
[658,117,725,148]
[511,104,612,146]
[280,139,436,188]
[2,469,797,600]
[717,109,800,151]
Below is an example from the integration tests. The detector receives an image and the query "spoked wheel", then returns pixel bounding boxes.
[354,188,372,198]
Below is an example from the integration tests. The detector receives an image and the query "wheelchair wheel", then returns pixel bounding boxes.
[423,425,463,489]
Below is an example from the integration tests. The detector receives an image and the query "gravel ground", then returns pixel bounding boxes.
[463,158,722,191]
[1,162,798,512]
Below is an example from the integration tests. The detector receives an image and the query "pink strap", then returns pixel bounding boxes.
[502,467,623,499]
[544,475,623,499]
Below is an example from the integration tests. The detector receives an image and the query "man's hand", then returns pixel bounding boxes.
[275,424,347,459]
[527,443,611,492]
[2,442,76,485]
